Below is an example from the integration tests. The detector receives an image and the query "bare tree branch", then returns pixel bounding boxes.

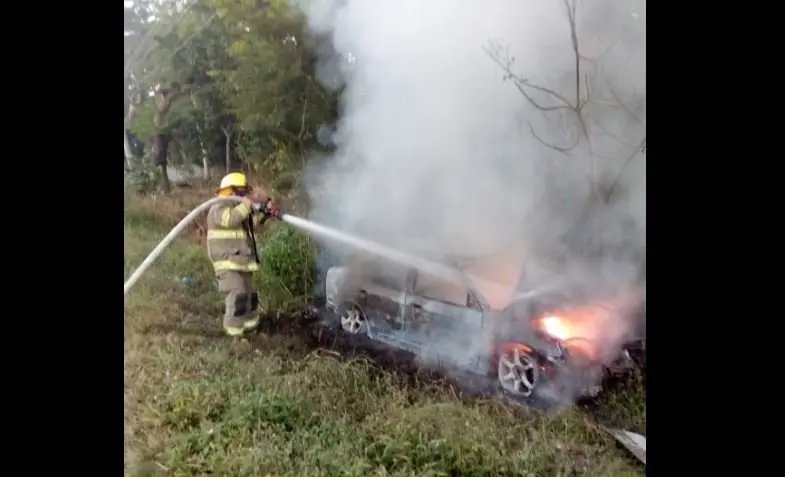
[484,0,645,205]
[482,44,572,111]
[528,121,579,152]
[601,72,644,125]
[579,30,623,65]
[590,115,642,148]
[606,137,646,201]
[481,0,591,157]
[564,0,582,107]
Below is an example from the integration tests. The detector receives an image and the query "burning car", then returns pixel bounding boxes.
[322,255,643,406]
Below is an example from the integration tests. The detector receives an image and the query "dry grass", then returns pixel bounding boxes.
[124,193,645,477]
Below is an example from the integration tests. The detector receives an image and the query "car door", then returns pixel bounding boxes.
[404,270,484,368]
[357,263,409,333]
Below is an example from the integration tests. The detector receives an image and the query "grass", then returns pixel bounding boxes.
[124,191,645,477]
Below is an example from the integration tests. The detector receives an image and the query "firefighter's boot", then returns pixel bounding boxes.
[223,315,246,337]
[242,291,262,331]
[243,314,261,331]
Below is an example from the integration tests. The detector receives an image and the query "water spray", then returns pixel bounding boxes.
[124,197,541,302]
[281,214,551,305]
[125,198,471,295]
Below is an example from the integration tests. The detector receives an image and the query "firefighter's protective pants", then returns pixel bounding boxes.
[216,270,261,336]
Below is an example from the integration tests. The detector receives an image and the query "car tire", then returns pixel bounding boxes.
[337,302,368,335]
[496,343,540,398]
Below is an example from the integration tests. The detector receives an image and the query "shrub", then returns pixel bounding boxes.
[125,155,162,196]
[256,222,317,316]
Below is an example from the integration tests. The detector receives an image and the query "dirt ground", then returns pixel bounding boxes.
[124,193,645,477]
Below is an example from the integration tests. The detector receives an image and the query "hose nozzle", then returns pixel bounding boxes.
[252,199,281,219]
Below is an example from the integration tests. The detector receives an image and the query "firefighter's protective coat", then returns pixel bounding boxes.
[206,201,259,272]
[206,201,265,335]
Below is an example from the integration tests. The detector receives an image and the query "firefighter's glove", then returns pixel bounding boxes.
[263,198,281,219]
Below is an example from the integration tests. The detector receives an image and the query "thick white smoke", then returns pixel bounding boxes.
[297,0,645,397]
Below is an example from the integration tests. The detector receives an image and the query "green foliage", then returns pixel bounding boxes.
[272,170,297,195]
[127,101,158,141]
[256,223,317,316]
[125,0,339,183]
[125,155,162,196]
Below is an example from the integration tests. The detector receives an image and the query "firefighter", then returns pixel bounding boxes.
[206,172,278,336]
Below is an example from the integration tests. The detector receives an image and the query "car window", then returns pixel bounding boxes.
[413,272,469,307]
[343,253,409,291]
[359,261,408,290]
[370,268,408,289]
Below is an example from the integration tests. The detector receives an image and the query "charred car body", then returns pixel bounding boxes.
[322,256,644,407]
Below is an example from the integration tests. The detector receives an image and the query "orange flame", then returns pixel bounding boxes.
[533,304,617,360]
[539,315,574,341]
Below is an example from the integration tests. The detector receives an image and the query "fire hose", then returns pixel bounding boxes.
[123,196,283,296]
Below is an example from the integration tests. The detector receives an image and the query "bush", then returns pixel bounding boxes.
[256,222,317,316]
[125,155,162,196]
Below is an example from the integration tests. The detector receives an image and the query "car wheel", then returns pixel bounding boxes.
[497,344,540,398]
[339,303,367,335]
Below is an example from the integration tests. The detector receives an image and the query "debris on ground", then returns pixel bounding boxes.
[604,427,646,464]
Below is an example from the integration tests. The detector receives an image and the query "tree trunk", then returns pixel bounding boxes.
[123,129,133,170]
[202,155,210,181]
[195,124,211,180]
[198,135,210,180]
[222,127,231,174]
[159,163,171,193]
[152,133,171,193]
[149,83,188,193]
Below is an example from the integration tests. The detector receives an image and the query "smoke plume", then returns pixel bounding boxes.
[298,0,645,402]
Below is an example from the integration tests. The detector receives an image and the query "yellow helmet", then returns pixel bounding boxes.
[216,172,248,196]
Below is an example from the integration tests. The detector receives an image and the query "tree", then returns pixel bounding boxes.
[207,0,338,182]
[124,0,156,168]
[484,0,646,206]
[125,0,338,193]
[127,1,220,192]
